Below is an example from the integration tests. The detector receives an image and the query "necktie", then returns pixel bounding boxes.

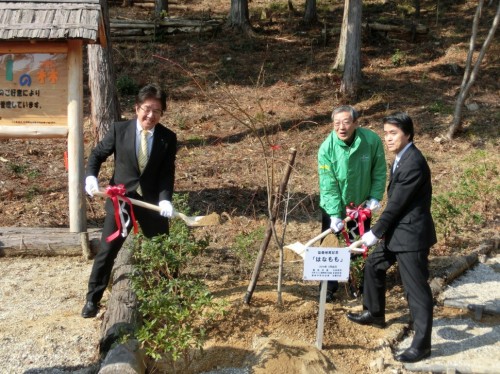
[137,130,149,195]
[138,130,149,172]
[392,157,399,173]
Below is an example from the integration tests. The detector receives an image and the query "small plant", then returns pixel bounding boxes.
[432,151,498,242]
[391,49,407,66]
[428,100,452,115]
[8,162,27,175]
[231,226,265,277]
[130,194,226,369]
[268,1,287,12]
[27,169,40,180]
[172,113,189,130]
[116,75,138,96]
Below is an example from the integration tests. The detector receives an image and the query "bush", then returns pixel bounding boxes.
[432,150,498,242]
[130,194,226,368]
[116,75,138,96]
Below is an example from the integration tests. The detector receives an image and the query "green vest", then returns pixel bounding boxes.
[318,127,386,218]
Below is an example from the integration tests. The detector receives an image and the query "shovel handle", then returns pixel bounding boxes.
[348,239,366,253]
[304,229,333,248]
[93,190,161,212]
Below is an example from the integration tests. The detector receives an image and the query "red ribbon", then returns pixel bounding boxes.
[105,184,139,242]
[341,202,372,258]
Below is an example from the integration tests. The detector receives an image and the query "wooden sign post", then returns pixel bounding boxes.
[303,247,351,350]
[0,0,105,236]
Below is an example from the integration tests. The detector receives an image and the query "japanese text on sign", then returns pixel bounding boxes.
[0,53,68,126]
[303,247,350,281]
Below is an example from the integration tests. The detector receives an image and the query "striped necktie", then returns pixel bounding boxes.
[138,130,149,173]
[137,130,149,195]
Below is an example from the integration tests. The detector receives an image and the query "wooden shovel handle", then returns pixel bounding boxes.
[93,190,161,212]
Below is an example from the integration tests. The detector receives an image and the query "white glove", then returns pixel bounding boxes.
[330,217,344,233]
[362,230,379,247]
[366,198,381,213]
[85,176,99,197]
[159,200,174,218]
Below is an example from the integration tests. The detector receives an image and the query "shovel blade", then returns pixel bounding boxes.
[284,242,306,259]
[176,212,220,227]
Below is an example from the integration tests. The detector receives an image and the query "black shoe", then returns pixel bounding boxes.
[81,301,99,318]
[347,311,386,328]
[395,347,431,363]
[325,291,335,303]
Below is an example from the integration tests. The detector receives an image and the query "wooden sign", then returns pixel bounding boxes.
[0,53,68,126]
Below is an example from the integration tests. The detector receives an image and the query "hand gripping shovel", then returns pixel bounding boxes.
[93,190,220,227]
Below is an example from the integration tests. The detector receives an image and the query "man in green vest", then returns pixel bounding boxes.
[318,105,386,301]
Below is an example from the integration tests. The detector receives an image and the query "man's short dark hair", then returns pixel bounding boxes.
[383,112,414,141]
[331,105,359,122]
[136,83,167,112]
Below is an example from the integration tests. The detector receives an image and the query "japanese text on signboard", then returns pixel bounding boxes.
[0,53,68,126]
[303,247,350,281]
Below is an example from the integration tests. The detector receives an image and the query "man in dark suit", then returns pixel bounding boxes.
[81,83,177,318]
[347,112,436,363]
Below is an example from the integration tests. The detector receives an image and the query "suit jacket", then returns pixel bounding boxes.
[371,144,436,252]
[86,119,177,205]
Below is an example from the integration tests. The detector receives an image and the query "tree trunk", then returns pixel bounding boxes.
[228,0,254,35]
[304,0,317,24]
[155,0,168,16]
[332,1,349,71]
[339,0,362,98]
[88,0,121,143]
[0,227,101,257]
[414,0,420,19]
[447,0,499,140]
[99,239,145,373]
[243,148,297,305]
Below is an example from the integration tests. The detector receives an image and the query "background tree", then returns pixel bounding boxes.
[304,0,317,24]
[228,0,254,35]
[447,0,499,140]
[88,0,121,142]
[333,0,363,97]
[155,0,168,17]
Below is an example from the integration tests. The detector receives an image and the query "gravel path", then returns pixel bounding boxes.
[1,252,498,374]
[0,257,100,374]
[398,254,500,374]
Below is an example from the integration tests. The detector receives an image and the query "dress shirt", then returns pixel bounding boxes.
[393,142,413,172]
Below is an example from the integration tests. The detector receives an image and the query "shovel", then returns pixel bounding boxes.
[285,228,366,258]
[285,214,368,258]
[93,190,220,227]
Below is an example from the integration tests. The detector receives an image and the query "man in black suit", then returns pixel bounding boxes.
[81,83,177,318]
[347,112,436,363]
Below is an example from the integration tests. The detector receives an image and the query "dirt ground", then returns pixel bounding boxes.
[0,0,499,373]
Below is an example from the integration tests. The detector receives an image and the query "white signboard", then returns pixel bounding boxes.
[303,247,350,281]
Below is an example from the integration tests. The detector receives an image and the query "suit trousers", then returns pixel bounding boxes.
[86,196,169,303]
[362,243,433,349]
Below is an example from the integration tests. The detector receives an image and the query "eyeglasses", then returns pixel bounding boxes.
[139,105,162,117]
[333,119,353,127]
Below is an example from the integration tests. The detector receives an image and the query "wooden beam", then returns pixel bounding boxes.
[0,42,68,54]
[6,0,100,3]
[99,239,146,373]
[0,126,68,138]
[67,39,86,233]
[0,227,101,257]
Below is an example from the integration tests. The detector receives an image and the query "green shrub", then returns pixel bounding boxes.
[130,194,226,367]
[432,151,498,242]
[116,75,138,96]
[231,226,265,276]
[391,49,407,66]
